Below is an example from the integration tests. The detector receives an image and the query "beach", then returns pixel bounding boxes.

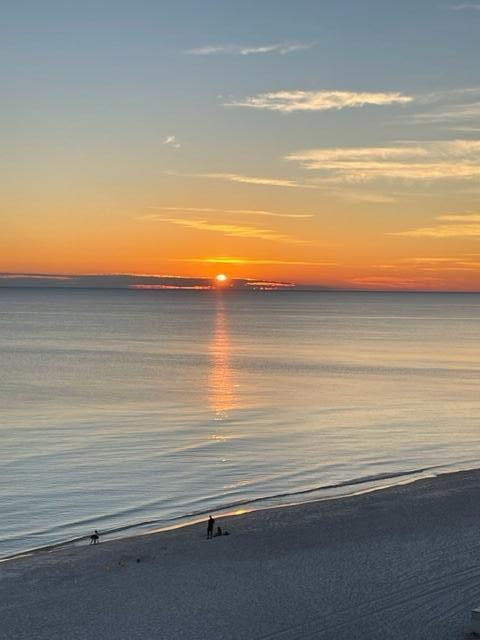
[3,470,480,639]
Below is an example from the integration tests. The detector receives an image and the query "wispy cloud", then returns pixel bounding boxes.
[163,135,181,149]
[450,3,480,10]
[413,103,480,124]
[225,90,412,113]
[199,172,306,188]
[152,217,310,244]
[153,207,313,219]
[348,275,440,289]
[173,256,334,266]
[402,257,466,264]
[345,255,480,288]
[422,87,480,101]
[164,170,313,189]
[163,172,400,202]
[447,127,480,133]
[399,255,480,271]
[392,213,480,238]
[286,140,480,182]
[406,87,480,127]
[395,224,480,238]
[326,190,397,204]
[0,273,73,280]
[185,42,313,56]
[438,213,480,222]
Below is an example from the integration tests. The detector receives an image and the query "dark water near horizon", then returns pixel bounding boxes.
[1,289,480,558]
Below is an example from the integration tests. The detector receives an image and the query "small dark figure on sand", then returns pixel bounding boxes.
[90,530,100,545]
[215,526,229,537]
[207,515,215,539]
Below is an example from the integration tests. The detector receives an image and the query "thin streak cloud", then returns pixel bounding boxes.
[400,256,480,271]
[349,275,440,288]
[174,256,334,266]
[328,191,397,204]
[438,213,480,222]
[185,42,313,56]
[413,104,480,123]
[153,217,310,244]
[286,140,480,182]
[225,90,412,113]
[392,213,480,238]
[156,207,313,219]
[200,172,306,188]
[408,88,480,126]
[450,3,480,10]
[164,170,314,189]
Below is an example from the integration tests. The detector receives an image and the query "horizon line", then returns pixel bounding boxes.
[0,272,479,294]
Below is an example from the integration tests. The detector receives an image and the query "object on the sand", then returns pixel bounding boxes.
[471,608,480,635]
[214,526,222,537]
[90,530,100,545]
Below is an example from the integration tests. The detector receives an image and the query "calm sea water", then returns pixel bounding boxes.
[1,289,480,558]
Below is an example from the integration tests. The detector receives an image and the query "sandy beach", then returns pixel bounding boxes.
[3,469,480,640]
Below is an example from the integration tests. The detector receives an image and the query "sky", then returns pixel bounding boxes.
[2,0,480,290]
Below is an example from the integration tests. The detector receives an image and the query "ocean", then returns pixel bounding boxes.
[1,288,479,558]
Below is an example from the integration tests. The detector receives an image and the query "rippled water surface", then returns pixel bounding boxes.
[1,289,480,557]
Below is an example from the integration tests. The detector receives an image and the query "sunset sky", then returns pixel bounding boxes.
[3,0,480,290]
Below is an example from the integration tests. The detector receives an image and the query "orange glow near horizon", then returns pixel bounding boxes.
[3,191,480,291]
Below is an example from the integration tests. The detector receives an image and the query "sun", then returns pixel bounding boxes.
[215,273,229,285]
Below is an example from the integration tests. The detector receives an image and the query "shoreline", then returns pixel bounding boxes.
[2,458,479,564]
[3,467,480,638]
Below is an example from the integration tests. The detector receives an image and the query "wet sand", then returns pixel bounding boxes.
[2,469,480,640]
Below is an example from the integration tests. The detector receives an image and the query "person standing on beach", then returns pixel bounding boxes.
[207,515,215,539]
[90,530,100,545]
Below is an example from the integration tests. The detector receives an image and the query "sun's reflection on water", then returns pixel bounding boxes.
[208,294,236,419]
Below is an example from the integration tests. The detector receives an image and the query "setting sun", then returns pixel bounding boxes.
[215,274,228,284]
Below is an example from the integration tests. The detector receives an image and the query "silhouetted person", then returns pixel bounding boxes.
[90,530,100,545]
[215,526,222,537]
[207,515,215,539]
